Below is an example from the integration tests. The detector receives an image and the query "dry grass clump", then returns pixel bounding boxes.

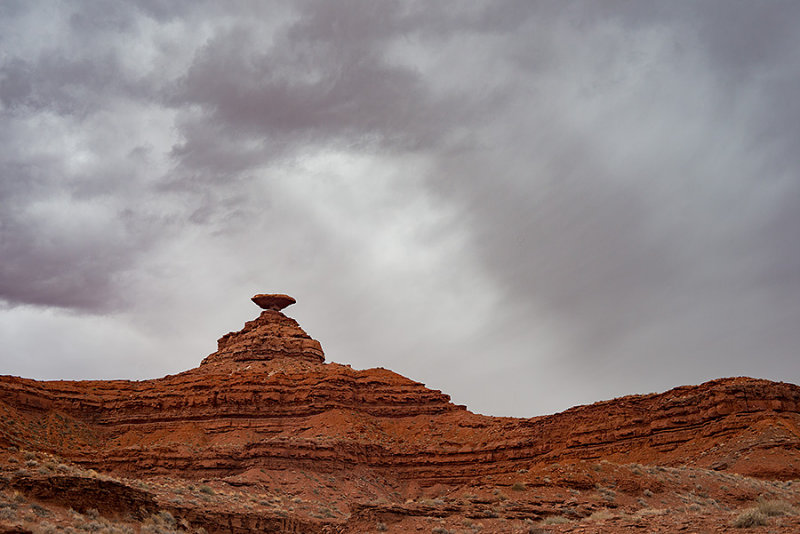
[595,485,616,502]
[756,499,797,517]
[732,499,797,528]
[732,509,767,528]
[634,508,666,518]
[142,510,178,534]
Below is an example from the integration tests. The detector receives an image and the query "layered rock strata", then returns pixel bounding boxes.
[0,294,798,491]
[200,308,325,366]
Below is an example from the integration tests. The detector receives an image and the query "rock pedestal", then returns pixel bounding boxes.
[200,294,324,366]
[251,293,296,311]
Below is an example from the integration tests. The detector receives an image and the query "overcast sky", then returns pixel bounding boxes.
[1,1,799,417]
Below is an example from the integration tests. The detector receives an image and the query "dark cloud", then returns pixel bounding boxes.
[169,6,456,174]
[0,150,160,310]
[1,1,799,416]
[418,2,800,407]
[0,2,215,310]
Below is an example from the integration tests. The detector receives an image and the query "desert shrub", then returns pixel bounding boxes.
[757,499,797,517]
[732,509,768,528]
[76,521,104,532]
[198,485,215,495]
[316,506,335,518]
[35,521,58,534]
[142,511,179,534]
[597,486,616,502]
[541,515,571,525]
[376,521,388,531]
[431,528,452,534]
[31,503,52,517]
[512,482,526,491]
[156,510,176,527]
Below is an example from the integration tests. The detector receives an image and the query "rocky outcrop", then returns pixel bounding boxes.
[0,293,799,531]
[200,308,325,366]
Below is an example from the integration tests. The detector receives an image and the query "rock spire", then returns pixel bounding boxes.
[200,293,324,367]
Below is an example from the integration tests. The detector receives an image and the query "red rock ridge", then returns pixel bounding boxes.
[0,297,798,491]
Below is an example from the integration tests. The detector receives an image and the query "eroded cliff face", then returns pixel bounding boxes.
[1,296,799,533]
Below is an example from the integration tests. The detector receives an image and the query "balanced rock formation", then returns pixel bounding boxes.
[251,293,296,311]
[200,295,324,367]
[0,294,799,533]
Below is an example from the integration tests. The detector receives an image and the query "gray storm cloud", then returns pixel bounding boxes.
[1,1,799,416]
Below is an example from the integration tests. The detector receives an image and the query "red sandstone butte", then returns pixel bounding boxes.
[0,294,799,533]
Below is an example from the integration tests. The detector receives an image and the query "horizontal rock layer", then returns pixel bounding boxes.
[0,310,799,489]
